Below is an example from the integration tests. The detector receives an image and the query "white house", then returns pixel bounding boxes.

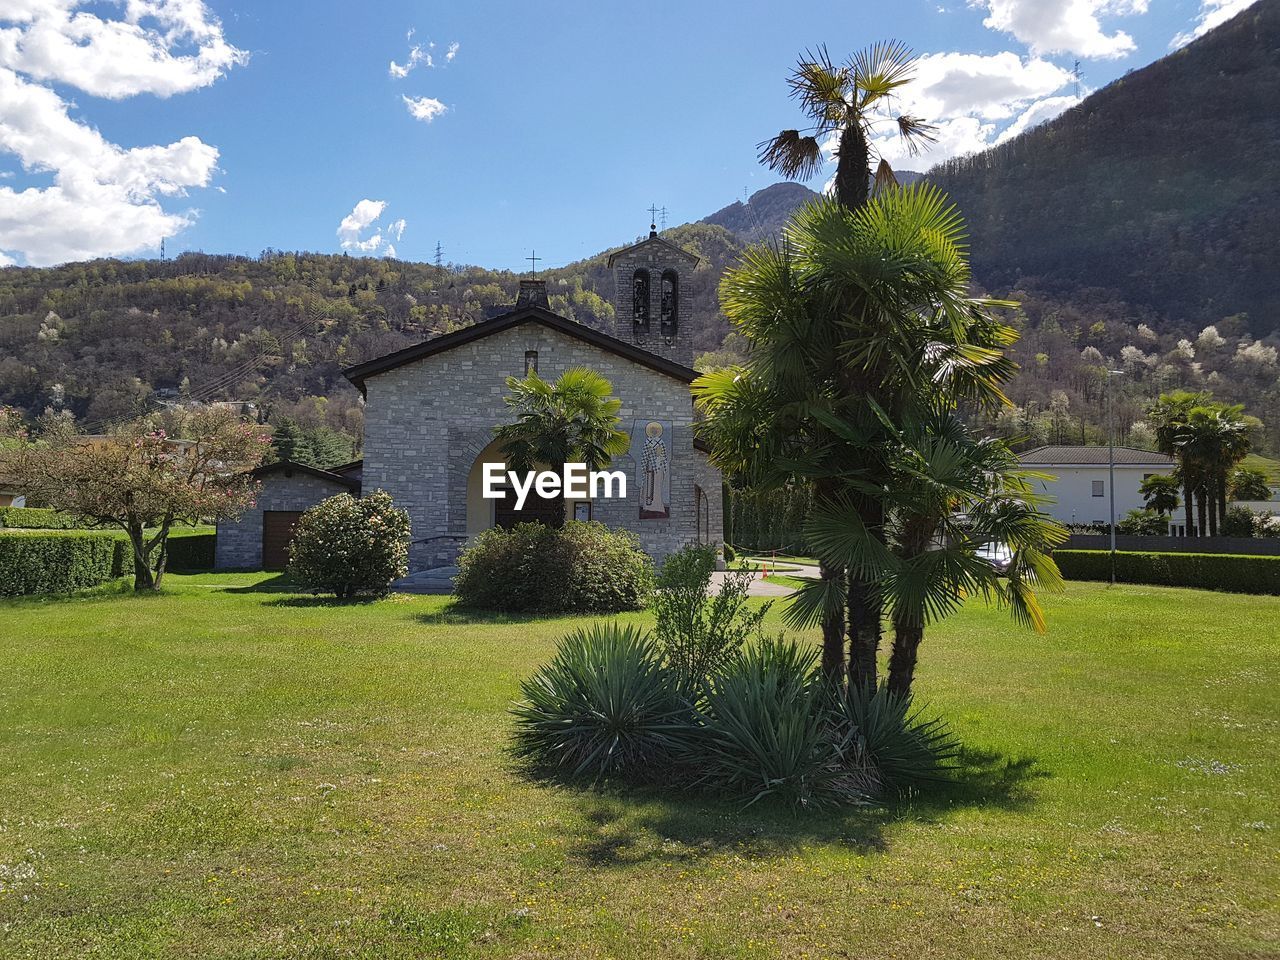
[1018,445,1177,530]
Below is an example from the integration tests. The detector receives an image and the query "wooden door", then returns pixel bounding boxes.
[493,488,562,530]
[262,510,303,571]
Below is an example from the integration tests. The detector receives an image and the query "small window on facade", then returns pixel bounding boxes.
[524,350,538,375]
[632,269,650,332]
[660,269,679,337]
[1092,480,1105,497]
[573,501,592,522]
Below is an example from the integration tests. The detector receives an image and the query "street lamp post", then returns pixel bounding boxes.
[1107,369,1124,585]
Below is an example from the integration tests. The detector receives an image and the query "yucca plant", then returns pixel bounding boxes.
[688,638,875,809]
[832,683,959,792]
[510,622,690,780]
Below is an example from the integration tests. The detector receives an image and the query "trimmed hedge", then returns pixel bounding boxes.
[1054,549,1280,595]
[0,507,80,530]
[0,532,122,596]
[0,531,216,596]
[165,533,216,572]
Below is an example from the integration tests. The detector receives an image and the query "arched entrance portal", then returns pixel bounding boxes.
[466,438,588,534]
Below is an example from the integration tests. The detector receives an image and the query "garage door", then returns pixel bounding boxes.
[262,511,303,571]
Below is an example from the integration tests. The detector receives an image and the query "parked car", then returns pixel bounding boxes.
[975,542,1013,575]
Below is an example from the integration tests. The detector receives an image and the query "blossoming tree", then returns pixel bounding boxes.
[0,409,270,590]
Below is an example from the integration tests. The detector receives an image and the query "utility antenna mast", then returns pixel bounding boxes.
[660,206,668,231]
[1072,59,1082,98]
[434,241,444,269]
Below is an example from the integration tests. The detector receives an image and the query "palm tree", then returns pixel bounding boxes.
[493,368,630,528]
[1139,473,1181,517]
[1148,391,1209,535]
[1231,466,1272,502]
[1177,403,1258,536]
[806,416,1064,697]
[696,186,1018,690]
[759,42,937,211]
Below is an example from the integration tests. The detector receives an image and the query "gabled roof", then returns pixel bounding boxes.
[342,305,700,396]
[605,232,700,268]
[250,459,360,490]
[327,459,364,477]
[1018,445,1174,466]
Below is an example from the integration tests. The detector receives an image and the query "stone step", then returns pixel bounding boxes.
[392,565,459,595]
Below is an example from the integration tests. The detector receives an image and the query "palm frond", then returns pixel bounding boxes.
[850,40,919,105]
[758,131,825,181]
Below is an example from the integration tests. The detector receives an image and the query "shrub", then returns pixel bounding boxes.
[652,544,769,697]
[1221,505,1258,538]
[453,521,653,613]
[510,622,689,779]
[0,507,80,530]
[0,532,122,596]
[1054,549,1280,595]
[722,544,736,564]
[832,685,959,792]
[289,490,410,598]
[686,637,873,809]
[1116,508,1168,536]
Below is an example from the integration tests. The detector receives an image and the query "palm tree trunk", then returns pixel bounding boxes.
[887,620,923,698]
[1207,485,1219,537]
[814,479,845,683]
[1182,479,1195,536]
[1217,474,1229,533]
[832,122,870,212]
[847,499,884,693]
[846,576,879,693]
[819,560,846,683]
[1196,489,1208,540]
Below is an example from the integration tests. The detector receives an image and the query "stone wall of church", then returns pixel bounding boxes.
[610,242,695,368]
[360,320,722,571]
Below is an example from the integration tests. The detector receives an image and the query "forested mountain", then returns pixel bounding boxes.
[929,0,1280,331]
[1,1,1277,459]
[0,223,750,446]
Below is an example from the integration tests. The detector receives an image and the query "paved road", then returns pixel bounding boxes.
[711,564,821,597]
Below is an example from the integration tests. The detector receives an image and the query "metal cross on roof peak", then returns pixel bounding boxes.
[647,203,659,227]
[526,249,542,275]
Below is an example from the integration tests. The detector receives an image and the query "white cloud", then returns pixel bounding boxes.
[867,51,1079,166]
[0,0,247,99]
[973,0,1148,59]
[0,1,240,266]
[403,94,447,123]
[337,199,403,257]
[389,44,431,78]
[389,34,458,78]
[1171,0,1259,47]
[904,52,1073,120]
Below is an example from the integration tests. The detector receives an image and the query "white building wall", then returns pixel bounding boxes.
[1031,464,1175,526]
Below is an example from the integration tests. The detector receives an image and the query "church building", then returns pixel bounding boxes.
[215,225,725,575]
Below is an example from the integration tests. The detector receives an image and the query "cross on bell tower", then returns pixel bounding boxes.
[525,249,542,276]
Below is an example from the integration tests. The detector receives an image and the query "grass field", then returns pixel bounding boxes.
[0,575,1276,959]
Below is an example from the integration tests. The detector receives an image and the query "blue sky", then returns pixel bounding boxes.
[0,0,1258,270]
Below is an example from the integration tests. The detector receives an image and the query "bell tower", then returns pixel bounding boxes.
[606,220,699,368]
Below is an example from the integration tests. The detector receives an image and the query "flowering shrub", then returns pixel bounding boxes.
[288,490,410,598]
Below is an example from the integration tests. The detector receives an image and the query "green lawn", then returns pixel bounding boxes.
[0,576,1276,959]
